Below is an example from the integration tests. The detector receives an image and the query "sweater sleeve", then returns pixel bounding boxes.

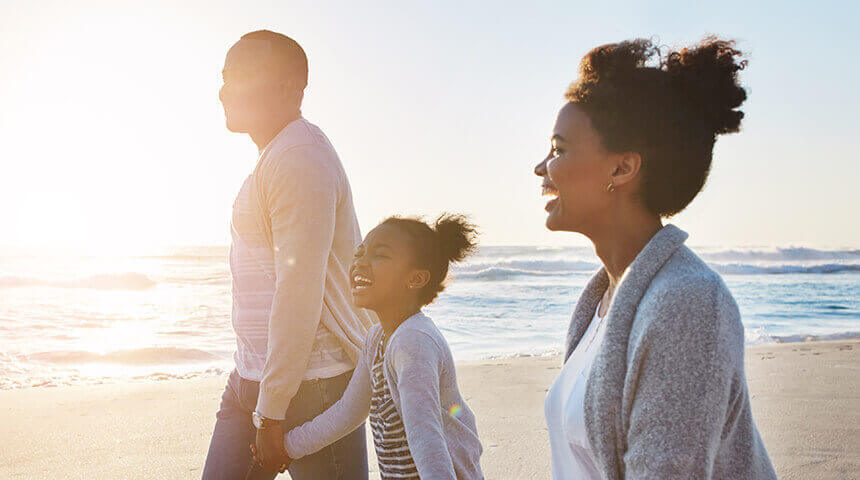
[283,351,372,459]
[255,144,341,419]
[623,281,740,479]
[390,329,457,480]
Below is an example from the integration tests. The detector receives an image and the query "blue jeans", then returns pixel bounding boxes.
[202,369,368,480]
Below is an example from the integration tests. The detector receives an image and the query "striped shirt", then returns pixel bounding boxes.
[369,334,419,479]
[284,315,484,479]
[229,173,353,382]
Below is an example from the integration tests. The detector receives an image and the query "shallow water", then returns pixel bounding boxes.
[1,245,857,389]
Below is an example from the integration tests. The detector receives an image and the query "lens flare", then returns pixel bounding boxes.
[448,404,462,418]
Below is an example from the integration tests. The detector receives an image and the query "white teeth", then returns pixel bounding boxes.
[352,274,373,287]
[542,185,559,197]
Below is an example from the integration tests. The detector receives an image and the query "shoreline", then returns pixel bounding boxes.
[5,330,860,391]
[1,340,857,479]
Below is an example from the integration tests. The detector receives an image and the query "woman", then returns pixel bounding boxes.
[536,38,776,479]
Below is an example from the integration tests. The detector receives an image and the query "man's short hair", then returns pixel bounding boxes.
[240,30,308,89]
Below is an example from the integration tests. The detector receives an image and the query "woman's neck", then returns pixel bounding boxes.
[589,210,663,293]
[376,303,422,337]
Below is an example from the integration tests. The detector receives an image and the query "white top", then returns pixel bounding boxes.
[229,173,352,382]
[545,302,608,480]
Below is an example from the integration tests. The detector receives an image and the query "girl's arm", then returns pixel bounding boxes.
[391,329,457,480]
[283,352,372,459]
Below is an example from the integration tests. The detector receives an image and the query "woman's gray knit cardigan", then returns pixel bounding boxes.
[566,225,777,479]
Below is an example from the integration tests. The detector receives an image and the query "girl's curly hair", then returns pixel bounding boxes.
[381,213,478,305]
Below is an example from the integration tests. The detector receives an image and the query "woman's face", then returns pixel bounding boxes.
[534,103,615,233]
[349,224,423,312]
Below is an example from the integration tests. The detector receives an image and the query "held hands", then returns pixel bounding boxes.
[250,422,292,474]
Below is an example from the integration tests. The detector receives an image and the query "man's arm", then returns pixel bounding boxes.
[256,144,341,419]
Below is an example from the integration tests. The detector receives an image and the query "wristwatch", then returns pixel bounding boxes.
[252,411,279,429]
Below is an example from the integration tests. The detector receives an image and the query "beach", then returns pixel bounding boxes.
[2,3,859,480]
[1,339,856,479]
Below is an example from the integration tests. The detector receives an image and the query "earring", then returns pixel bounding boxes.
[606,183,616,193]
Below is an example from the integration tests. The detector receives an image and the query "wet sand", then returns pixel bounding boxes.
[1,340,857,479]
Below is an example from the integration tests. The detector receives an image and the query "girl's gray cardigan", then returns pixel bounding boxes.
[285,313,484,480]
[568,225,777,479]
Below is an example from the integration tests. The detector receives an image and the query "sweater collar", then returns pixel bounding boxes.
[384,311,427,343]
[576,224,688,479]
[565,224,688,359]
[256,116,305,160]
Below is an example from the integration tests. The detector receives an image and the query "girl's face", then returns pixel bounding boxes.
[533,103,616,233]
[349,224,426,311]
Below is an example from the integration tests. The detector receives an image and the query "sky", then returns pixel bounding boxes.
[1,0,858,252]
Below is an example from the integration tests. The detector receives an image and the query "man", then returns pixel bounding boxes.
[202,30,375,479]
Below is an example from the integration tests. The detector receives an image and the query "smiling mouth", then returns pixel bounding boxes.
[351,273,374,292]
[542,183,560,213]
[542,183,559,198]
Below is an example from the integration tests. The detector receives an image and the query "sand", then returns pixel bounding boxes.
[1,340,857,479]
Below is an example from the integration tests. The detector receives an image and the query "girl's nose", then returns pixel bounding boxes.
[352,254,369,269]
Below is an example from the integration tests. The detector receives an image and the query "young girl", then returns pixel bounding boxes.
[268,214,484,479]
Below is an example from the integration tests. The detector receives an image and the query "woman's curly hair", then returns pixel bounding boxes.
[566,36,748,217]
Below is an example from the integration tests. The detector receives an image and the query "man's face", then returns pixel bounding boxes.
[219,39,283,133]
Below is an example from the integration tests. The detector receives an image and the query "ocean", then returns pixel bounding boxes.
[1,245,857,389]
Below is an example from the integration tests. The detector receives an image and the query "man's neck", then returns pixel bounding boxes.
[250,111,301,152]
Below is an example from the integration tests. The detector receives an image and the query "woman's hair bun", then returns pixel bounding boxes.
[433,213,478,263]
[564,35,748,217]
[576,39,656,88]
[665,36,748,135]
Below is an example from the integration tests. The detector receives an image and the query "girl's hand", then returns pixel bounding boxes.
[249,443,290,474]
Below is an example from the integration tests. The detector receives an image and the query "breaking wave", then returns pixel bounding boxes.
[454,257,858,281]
[0,273,157,290]
[457,267,574,280]
[711,263,860,275]
[698,247,860,262]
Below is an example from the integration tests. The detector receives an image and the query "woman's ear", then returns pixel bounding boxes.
[408,270,431,290]
[609,151,642,189]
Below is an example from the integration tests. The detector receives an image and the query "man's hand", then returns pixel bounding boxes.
[252,423,291,474]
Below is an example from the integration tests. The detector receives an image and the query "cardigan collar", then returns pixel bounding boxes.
[568,224,688,479]
[565,224,689,359]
